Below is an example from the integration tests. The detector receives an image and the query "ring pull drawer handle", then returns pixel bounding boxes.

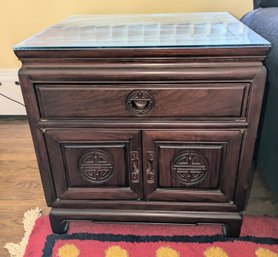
[126,90,155,116]
[131,99,151,110]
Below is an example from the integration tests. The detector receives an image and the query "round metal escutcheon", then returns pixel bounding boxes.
[126,90,155,116]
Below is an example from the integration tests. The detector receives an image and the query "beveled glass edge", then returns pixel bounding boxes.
[13,44,270,51]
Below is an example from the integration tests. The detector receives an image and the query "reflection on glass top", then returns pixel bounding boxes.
[14,12,270,50]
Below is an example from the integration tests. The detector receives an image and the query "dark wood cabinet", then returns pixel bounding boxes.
[45,129,142,200]
[14,13,270,237]
[142,130,242,202]
[44,128,243,203]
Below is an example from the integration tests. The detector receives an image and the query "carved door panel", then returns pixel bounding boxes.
[44,129,142,200]
[142,130,243,203]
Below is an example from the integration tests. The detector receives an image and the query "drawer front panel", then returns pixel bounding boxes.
[36,83,248,119]
[142,130,243,203]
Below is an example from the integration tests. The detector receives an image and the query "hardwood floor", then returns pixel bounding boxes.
[0,119,277,256]
[0,119,49,257]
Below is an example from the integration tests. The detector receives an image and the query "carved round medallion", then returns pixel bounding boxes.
[172,151,208,186]
[126,90,155,116]
[79,150,114,184]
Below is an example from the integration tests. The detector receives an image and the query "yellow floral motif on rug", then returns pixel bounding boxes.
[56,244,278,257]
[57,244,80,257]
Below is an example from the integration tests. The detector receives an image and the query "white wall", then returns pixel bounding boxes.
[0,69,26,115]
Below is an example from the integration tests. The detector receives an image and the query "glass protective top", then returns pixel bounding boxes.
[14,12,270,50]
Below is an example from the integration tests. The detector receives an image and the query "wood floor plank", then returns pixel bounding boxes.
[0,160,38,172]
[0,119,49,256]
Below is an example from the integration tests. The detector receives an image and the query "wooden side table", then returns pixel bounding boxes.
[14,13,270,237]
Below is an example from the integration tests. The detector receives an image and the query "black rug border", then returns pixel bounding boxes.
[42,233,278,257]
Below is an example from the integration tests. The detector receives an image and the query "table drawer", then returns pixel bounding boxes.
[35,83,249,119]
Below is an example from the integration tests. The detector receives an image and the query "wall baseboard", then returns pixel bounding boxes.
[0,69,26,115]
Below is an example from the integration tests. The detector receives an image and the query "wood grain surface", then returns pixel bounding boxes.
[0,119,49,257]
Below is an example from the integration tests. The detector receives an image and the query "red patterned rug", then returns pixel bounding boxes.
[7,211,278,257]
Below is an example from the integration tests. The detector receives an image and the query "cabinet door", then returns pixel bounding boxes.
[45,129,142,200]
[142,130,242,203]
